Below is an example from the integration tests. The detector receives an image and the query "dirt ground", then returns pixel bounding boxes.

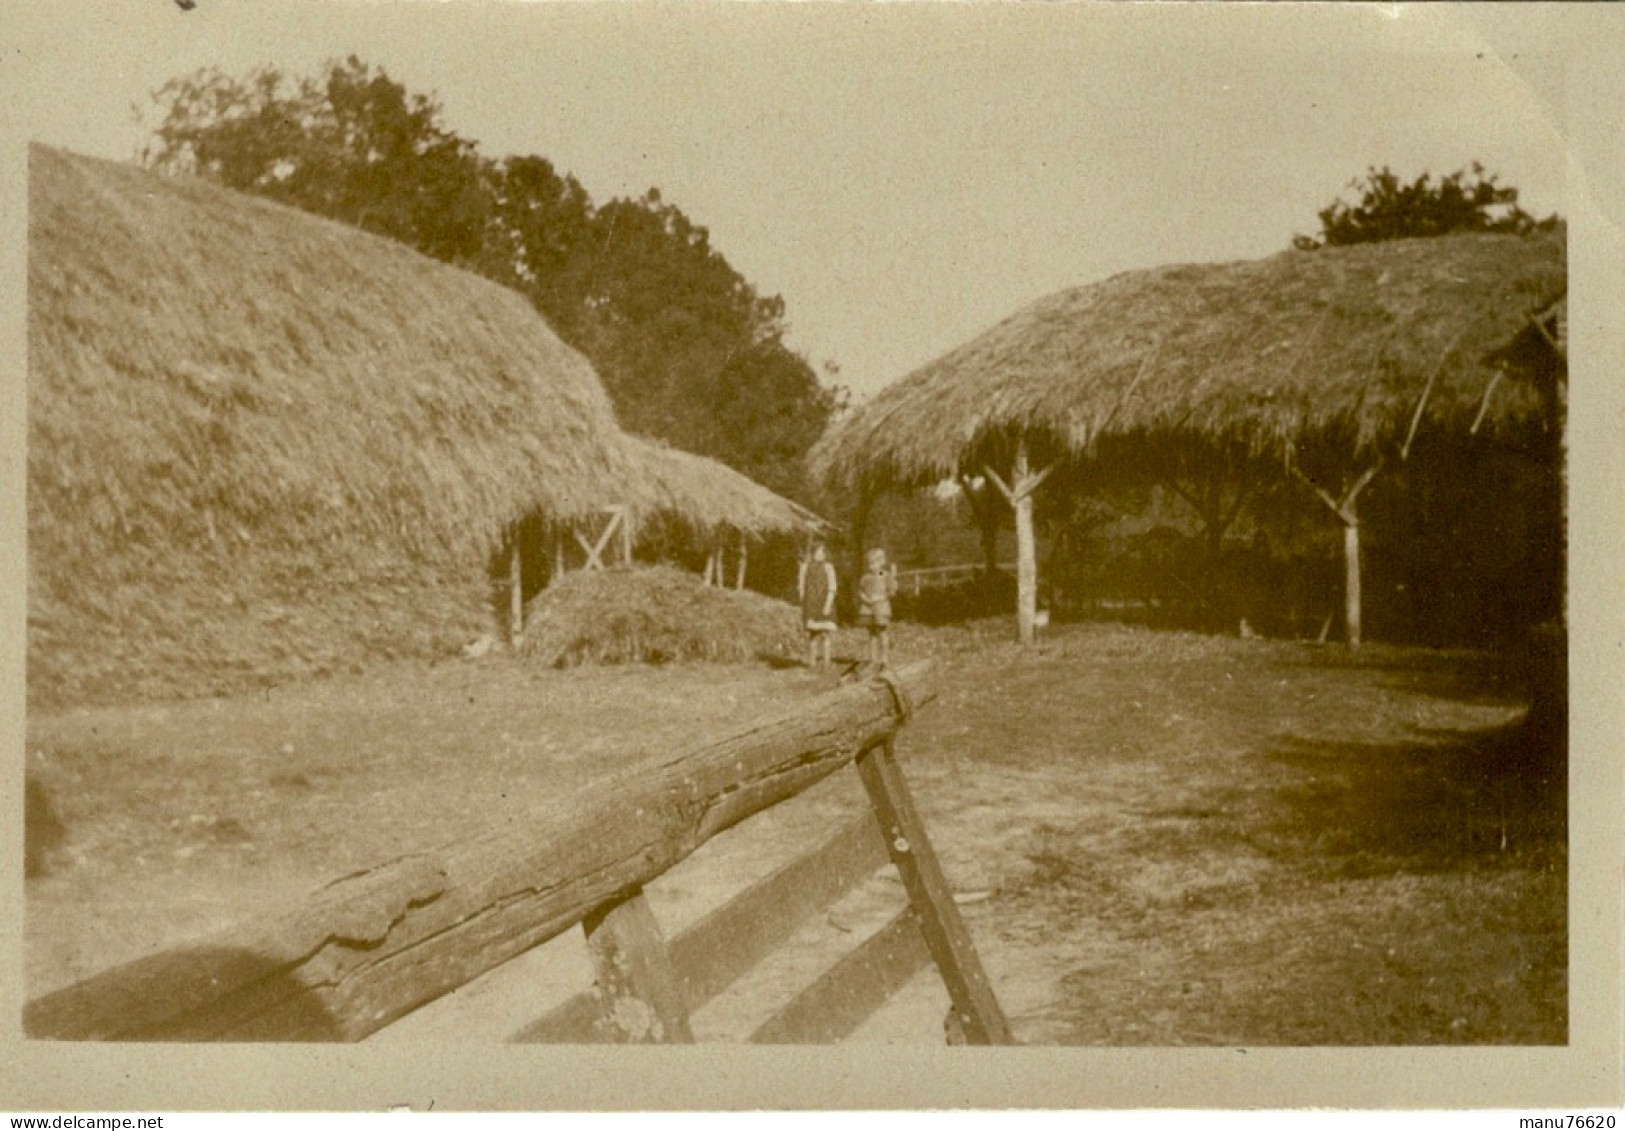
[24,620,1565,1044]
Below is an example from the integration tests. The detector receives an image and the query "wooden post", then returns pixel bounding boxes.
[620,508,635,566]
[1343,503,1362,651]
[985,437,1054,646]
[1012,443,1037,646]
[735,531,748,590]
[856,736,1014,1044]
[509,535,523,639]
[580,889,693,1043]
[1290,461,1381,651]
[552,527,566,581]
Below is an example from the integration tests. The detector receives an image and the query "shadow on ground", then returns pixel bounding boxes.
[1255,714,1566,878]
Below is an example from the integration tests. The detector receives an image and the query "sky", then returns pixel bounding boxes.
[6,2,1615,400]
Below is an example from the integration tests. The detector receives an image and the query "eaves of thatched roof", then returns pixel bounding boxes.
[29,143,634,567]
[619,436,828,540]
[811,231,1566,494]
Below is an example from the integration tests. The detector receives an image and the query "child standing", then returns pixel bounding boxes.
[856,547,899,668]
[797,542,838,669]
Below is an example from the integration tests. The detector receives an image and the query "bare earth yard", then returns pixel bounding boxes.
[25,620,1565,1044]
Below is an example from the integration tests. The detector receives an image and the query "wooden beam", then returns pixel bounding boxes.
[512,812,889,1042]
[735,531,748,590]
[1344,504,1363,651]
[580,889,693,1043]
[748,907,931,1044]
[982,465,1015,505]
[24,664,937,1042]
[1017,461,1055,501]
[1470,372,1506,435]
[574,529,603,571]
[1011,438,1038,647]
[856,738,1014,1044]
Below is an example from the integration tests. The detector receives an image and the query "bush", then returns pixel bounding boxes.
[516,565,802,667]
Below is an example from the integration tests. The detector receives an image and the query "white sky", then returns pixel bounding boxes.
[7,2,1616,399]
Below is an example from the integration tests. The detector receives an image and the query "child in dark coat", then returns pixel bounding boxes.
[798,542,838,668]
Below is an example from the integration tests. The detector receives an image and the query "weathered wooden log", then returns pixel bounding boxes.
[25,661,936,1042]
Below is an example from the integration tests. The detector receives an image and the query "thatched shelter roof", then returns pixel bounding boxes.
[811,231,1566,494]
[28,143,634,706]
[620,437,827,541]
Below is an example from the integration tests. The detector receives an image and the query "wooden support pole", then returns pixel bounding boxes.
[580,889,693,1043]
[1289,461,1381,651]
[1012,439,1038,647]
[1344,504,1363,651]
[856,737,1015,1045]
[552,527,565,581]
[735,531,748,590]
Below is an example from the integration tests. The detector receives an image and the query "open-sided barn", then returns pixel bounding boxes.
[811,230,1566,645]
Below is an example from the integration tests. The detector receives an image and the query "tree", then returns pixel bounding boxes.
[1292,163,1555,250]
[145,58,493,267]
[141,59,838,504]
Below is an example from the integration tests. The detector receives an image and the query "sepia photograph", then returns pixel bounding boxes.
[4,0,1622,1115]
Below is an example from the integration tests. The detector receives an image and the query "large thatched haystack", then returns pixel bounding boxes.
[28,144,634,708]
[811,232,1565,644]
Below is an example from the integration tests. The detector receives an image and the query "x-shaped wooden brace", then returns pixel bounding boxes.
[574,506,626,572]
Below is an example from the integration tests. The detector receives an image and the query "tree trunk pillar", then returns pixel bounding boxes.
[1343,507,1362,651]
[1013,448,1037,647]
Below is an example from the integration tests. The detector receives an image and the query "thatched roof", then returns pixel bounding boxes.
[811,231,1566,494]
[28,143,633,706]
[619,437,826,540]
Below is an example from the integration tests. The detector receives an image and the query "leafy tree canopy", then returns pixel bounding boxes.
[142,58,840,502]
[1293,163,1558,250]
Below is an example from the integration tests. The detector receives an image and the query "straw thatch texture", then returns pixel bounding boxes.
[515,565,801,667]
[620,436,826,541]
[28,144,634,708]
[811,232,1566,494]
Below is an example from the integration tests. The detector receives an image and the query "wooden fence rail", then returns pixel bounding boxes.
[26,659,1013,1045]
[894,562,1016,597]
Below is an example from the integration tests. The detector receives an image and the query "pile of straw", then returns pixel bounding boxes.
[516,566,801,668]
[28,144,631,708]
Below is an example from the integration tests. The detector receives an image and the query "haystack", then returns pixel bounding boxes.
[28,144,634,708]
[515,566,801,668]
[811,231,1566,645]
